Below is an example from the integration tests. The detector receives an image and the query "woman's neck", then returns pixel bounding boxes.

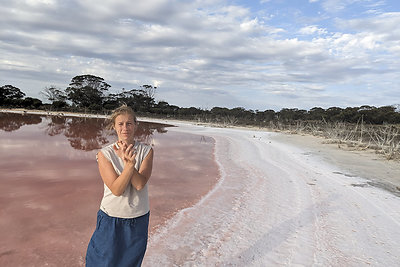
[119,138,135,145]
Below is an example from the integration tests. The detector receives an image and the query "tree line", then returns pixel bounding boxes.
[1,74,399,125]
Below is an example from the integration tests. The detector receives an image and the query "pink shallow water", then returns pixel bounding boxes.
[0,112,219,266]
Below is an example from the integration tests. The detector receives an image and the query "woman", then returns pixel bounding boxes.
[86,105,154,267]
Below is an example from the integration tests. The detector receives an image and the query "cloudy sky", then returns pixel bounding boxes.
[1,0,399,110]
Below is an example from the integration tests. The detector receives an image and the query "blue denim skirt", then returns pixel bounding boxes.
[85,210,150,267]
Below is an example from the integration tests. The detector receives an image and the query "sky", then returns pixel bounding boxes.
[1,0,399,111]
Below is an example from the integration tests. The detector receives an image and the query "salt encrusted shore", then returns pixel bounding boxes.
[0,108,108,118]
[140,115,400,193]
[142,120,400,266]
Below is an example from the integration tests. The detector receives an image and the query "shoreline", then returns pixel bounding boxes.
[2,108,399,196]
[0,108,109,118]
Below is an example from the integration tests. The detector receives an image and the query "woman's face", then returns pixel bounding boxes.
[114,113,136,143]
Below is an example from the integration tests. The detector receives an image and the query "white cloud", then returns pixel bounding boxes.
[240,18,260,32]
[340,12,400,36]
[319,0,358,13]
[335,12,400,55]
[299,25,328,35]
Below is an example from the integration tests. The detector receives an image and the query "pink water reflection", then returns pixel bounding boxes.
[0,112,219,266]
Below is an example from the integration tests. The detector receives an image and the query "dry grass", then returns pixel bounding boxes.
[270,120,400,160]
[146,112,400,161]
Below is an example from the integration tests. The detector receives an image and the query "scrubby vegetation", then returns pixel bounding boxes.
[266,120,400,160]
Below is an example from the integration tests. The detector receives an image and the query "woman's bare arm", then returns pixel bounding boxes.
[97,145,137,196]
[130,148,153,191]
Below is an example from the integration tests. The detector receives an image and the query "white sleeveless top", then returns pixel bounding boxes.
[99,141,152,218]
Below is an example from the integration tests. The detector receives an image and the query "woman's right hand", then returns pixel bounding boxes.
[113,141,137,166]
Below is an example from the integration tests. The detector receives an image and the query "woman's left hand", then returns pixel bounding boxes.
[113,141,136,166]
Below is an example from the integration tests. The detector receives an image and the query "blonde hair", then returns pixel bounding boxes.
[107,104,137,130]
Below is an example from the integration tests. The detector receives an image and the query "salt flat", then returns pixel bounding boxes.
[143,121,400,266]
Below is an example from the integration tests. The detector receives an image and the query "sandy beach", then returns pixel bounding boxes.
[141,119,400,266]
[1,109,400,266]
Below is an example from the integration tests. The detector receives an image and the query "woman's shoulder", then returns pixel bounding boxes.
[95,142,116,162]
[98,142,117,158]
[135,141,152,156]
[135,141,151,149]
[101,142,116,152]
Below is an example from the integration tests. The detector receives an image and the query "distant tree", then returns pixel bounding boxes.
[104,85,156,113]
[41,85,67,102]
[41,85,68,110]
[153,101,179,116]
[178,107,203,117]
[376,106,398,124]
[264,109,277,121]
[358,105,377,124]
[338,107,360,123]
[230,107,247,117]
[139,85,156,112]
[257,109,276,122]
[141,84,156,99]
[210,107,230,117]
[278,108,306,122]
[296,109,307,120]
[308,107,326,121]
[21,97,43,109]
[325,107,343,122]
[0,85,26,106]
[230,107,255,123]
[102,92,120,111]
[116,89,148,112]
[254,110,264,123]
[66,75,110,111]
[154,101,170,112]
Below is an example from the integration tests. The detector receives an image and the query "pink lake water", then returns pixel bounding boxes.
[0,112,219,266]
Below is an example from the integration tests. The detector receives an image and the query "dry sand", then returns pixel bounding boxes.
[271,133,400,196]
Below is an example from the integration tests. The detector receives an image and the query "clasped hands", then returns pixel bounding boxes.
[113,141,137,166]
